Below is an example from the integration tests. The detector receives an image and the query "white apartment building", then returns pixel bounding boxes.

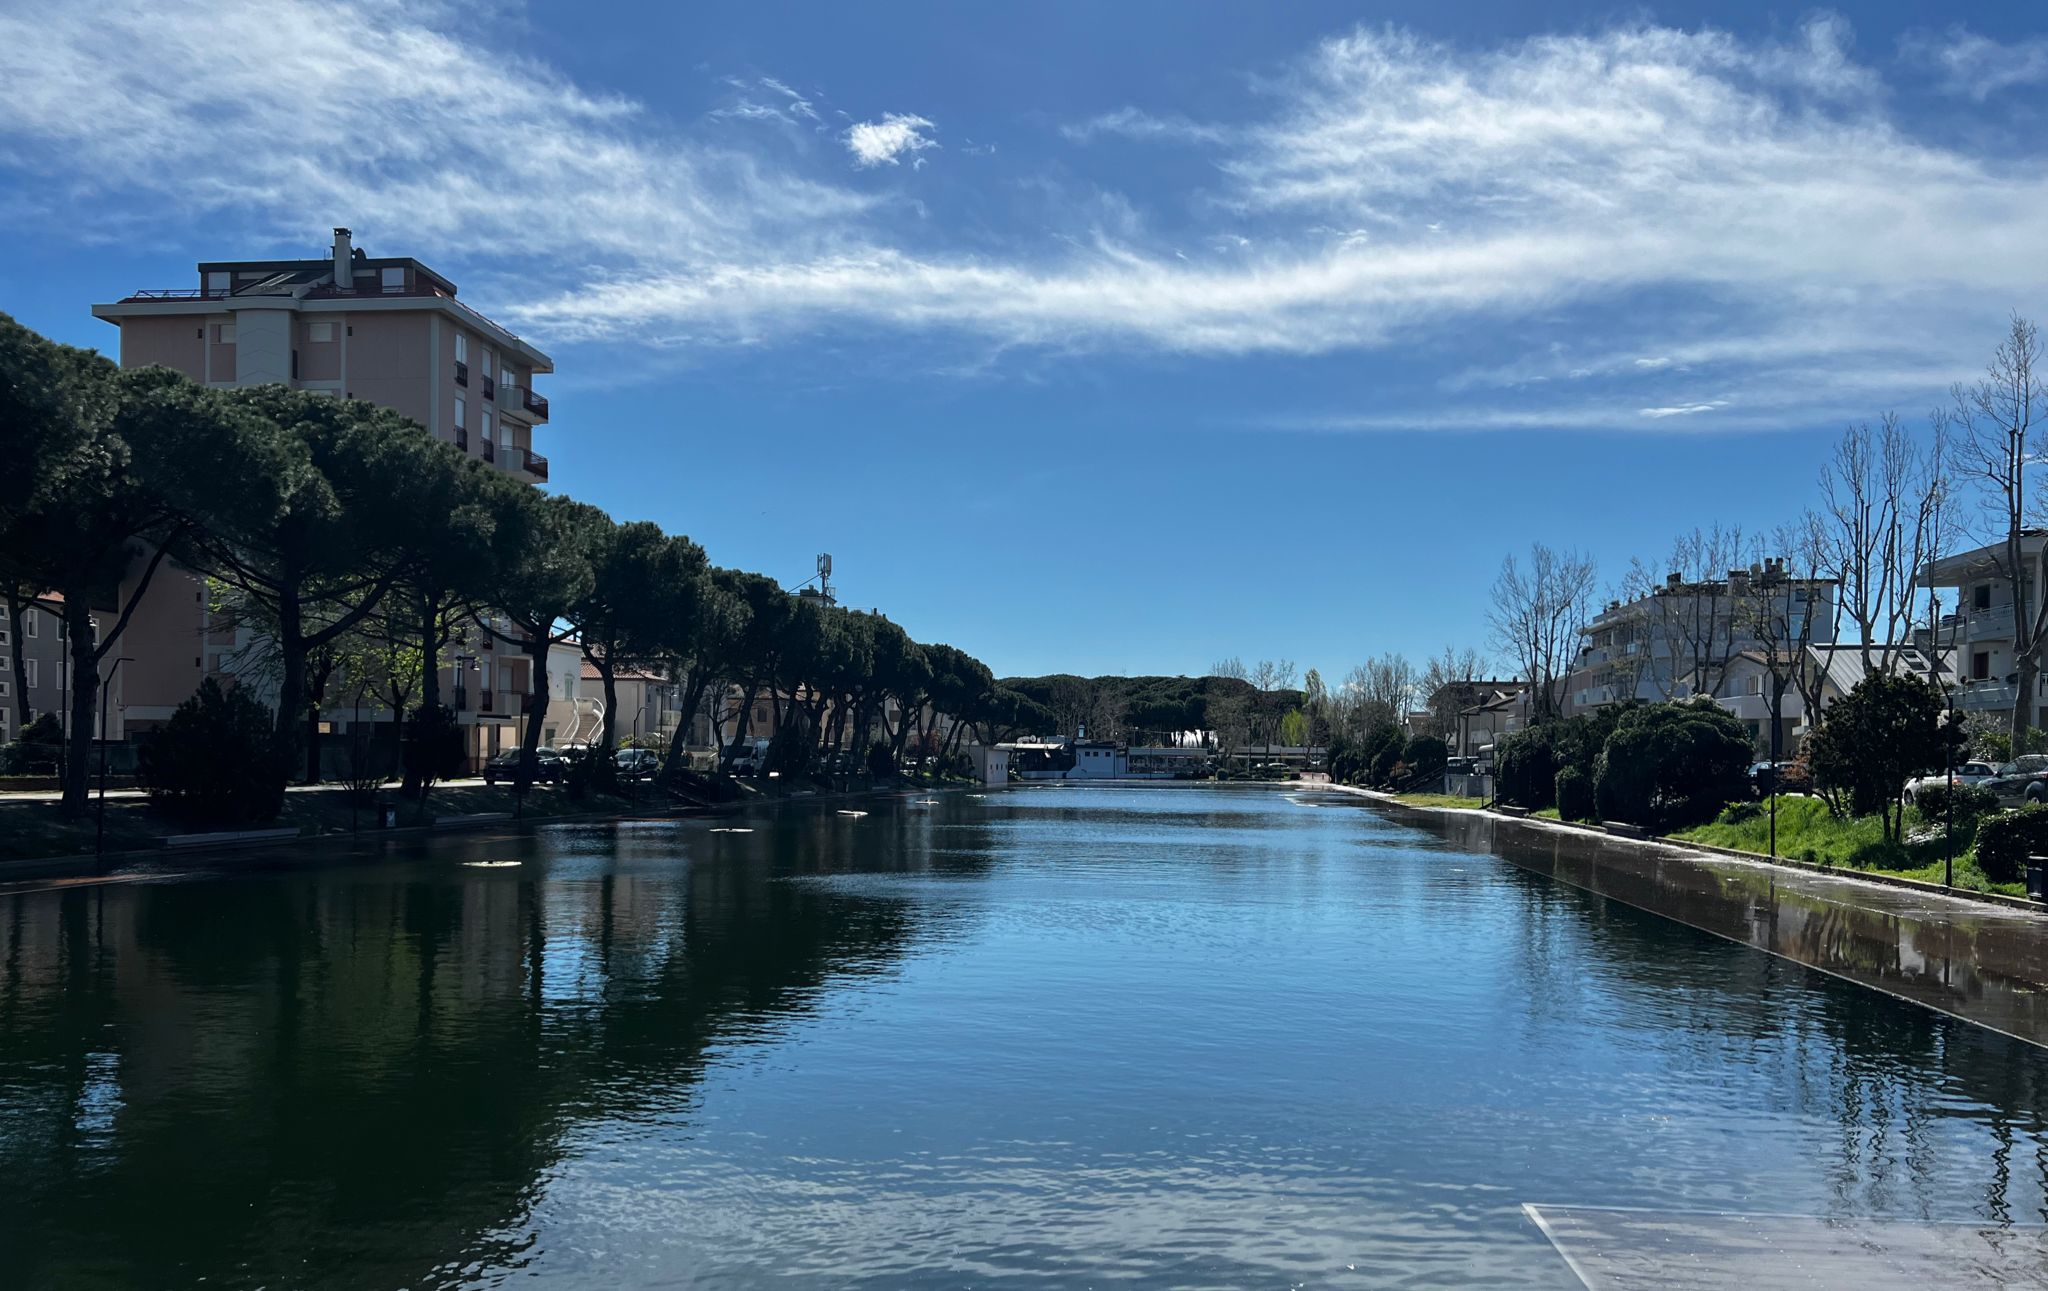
[1919,533,2048,729]
[1569,560,1839,713]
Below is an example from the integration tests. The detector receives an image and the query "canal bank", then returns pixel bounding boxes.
[1329,784,2048,1049]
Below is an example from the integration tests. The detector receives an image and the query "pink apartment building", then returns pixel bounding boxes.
[86,229,556,763]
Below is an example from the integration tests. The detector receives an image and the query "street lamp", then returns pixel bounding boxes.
[94,656,134,867]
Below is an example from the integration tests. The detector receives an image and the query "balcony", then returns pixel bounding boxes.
[455,426,469,451]
[1957,678,2019,712]
[522,388,549,421]
[481,374,495,401]
[526,450,550,482]
[454,360,469,386]
[482,440,496,463]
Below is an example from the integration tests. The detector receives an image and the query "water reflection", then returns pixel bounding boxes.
[2,788,2048,1287]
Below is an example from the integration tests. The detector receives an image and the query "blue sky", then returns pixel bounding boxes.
[3,1,2047,679]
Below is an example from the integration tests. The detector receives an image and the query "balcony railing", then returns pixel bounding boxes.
[522,388,549,420]
[454,360,469,386]
[480,687,494,713]
[526,450,550,482]
[481,374,495,401]
[482,440,496,463]
[121,287,232,301]
[455,427,469,451]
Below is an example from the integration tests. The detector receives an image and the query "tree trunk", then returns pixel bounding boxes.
[517,634,550,792]
[598,662,619,753]
[274,588,307,784]
[59,594,99,815]
[418,596,442,713]
[6,589,32,734]
[725,683,758,769]
[2015,652,2039,748]
[661,671,712,779]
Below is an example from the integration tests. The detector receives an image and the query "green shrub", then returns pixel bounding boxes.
[1972,806,2048,884]
[402,703,465,794]
[1912,783,1997,825]
[2,711,63,774]
[136,678,285,825]
[1716,800,1762,826]
[1404,735,1448,781]
[1554,766,1596,821]
[866,740,895,779]
[1496,726,1560,810]
[1593,699,1753,832]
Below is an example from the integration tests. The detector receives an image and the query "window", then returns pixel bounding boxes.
[481,352,492,378]
[24,659,37,688]
[381,266,405,292]
[482,417,494,443]
[454,394,466,430]
[217,323,236,344]
[1974,651,1992,681]
[454,332,468,363]
[206,271,230,294]
[1975,584,1993,611]
[23,608,36,638]
[1747,676,1761,695]
[307,321,335,343]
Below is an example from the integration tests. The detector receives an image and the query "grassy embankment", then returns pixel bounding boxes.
[1670,795,2021,896]
[1384,786,2023,897]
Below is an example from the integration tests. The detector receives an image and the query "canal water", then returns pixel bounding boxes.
[4,784,2048,1288]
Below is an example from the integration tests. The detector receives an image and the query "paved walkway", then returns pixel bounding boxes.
[1331,785,2048,1050]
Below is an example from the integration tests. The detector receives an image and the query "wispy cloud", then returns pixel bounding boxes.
[2,3,2047,433]
[1640,400,1728,419]
[1902,26,2048,100]
[844,113,938,168]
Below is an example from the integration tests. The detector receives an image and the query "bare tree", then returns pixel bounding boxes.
[1489,543,1597,721]
[1813,412,1953,674]
[1416,645,1489,739]
[1633,525,1748,700]
[1339,652,1416,737]
[1951,316,2048,743]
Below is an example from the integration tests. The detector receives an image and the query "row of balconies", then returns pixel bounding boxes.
[446,429,549,482]
[453,360,548,422]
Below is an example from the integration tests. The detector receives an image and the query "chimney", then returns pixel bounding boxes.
[1728,568,1749,595]
[1666,572,1682,589]
[332,227,354,290]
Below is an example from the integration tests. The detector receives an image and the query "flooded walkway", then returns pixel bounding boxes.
[1368,799,2048,1049]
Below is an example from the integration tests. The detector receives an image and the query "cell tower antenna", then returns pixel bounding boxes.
[817,553,834,606]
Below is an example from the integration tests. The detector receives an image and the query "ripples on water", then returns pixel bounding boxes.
[3,785,2047,1288]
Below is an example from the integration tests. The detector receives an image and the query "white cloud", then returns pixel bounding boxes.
[3,4,2048,433]
[843,113,937,168]
[1903,27,2048,100]
[1640,401,1728,419]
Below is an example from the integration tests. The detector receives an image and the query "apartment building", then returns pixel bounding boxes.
[1,598,96,744]
[1568,560,1839,713]
[89,228,557,767]
[1919,533,2048,729]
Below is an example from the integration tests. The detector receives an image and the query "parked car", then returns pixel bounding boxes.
[1748,760,1810,798]
[1980,756,2048,807]
[1900,761,1998,805]
[1444,757,1475,776]
[482,747,569,785]
[615,747,661,779]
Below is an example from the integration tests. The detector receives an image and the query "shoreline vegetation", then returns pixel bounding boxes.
[1371,786,2030,903]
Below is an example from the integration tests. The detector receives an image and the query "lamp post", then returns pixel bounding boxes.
[94,656,134,867]
[1936,593,1961,889]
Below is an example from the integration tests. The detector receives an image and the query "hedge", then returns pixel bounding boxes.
[1973,806,2048,885]
[1554,766,1596,822]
